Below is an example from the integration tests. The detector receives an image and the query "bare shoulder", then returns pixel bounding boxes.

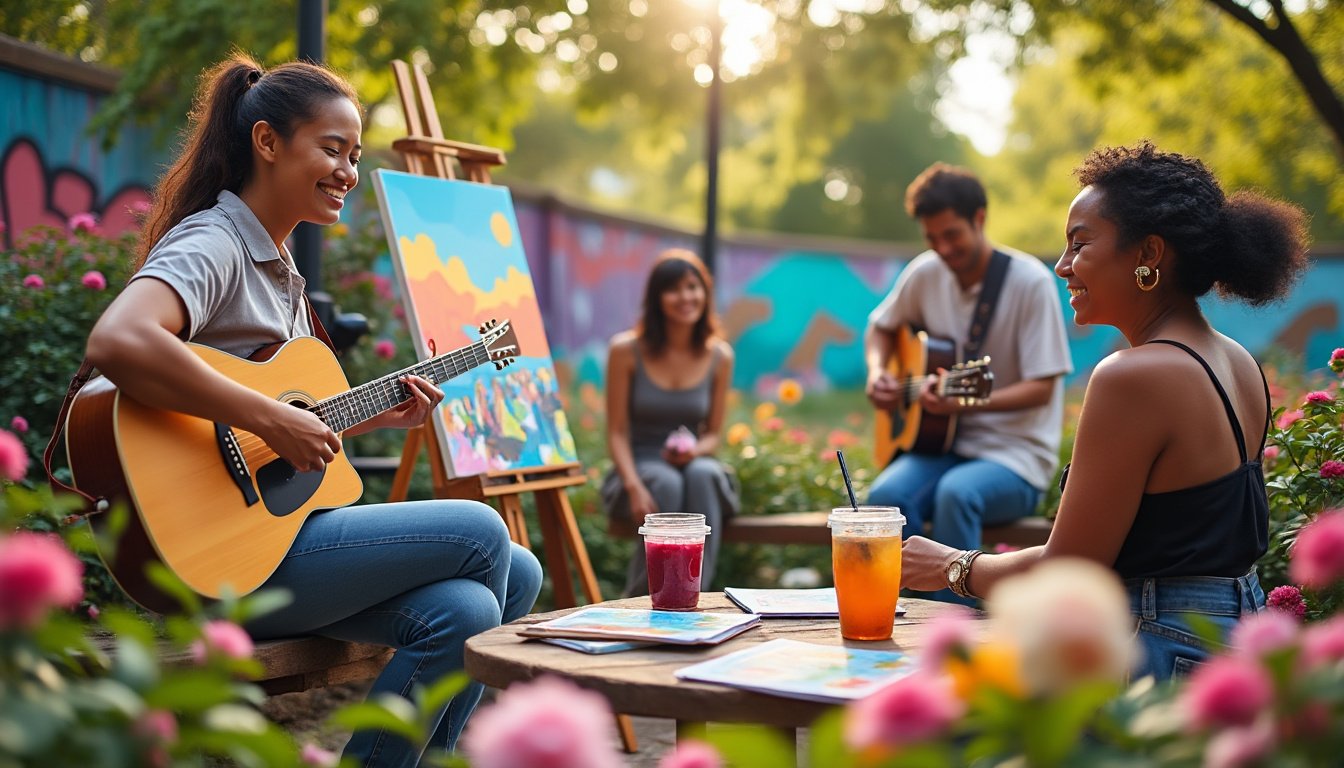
[608,331,639,355]
[1088,344,1196,400]
[711,337,735,365]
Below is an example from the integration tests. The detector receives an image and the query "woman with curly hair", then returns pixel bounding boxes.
[901,141,1311,679]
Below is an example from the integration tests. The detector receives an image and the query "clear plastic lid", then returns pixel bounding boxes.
[827,506,905,529]
[637,512,711,538]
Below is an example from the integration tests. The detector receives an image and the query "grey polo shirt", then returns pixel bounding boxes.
[133,191,313,359]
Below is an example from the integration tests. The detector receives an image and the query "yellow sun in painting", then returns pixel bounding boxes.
[490,212,513,247]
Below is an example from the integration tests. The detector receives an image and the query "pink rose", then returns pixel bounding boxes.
[134,709,178,744]
[373,339,396,360]
[1291,511,1344,588]
[845,672,963,751]
[1229,610,1298,655]
[0,532,84,628]
[0,429,29,482]
[1276,409,1304,430]
[665,427,696,454]
[1321,460,1344,480]
[370,274,394,300]
[916,606,978,672]
[22,274,44,289]
[9,416,27,434]
[785,428,811,445]
[1305,390,1334,405]
[763,416,784,431]
[1331,348,1344,374]
[68,212,98,232]
[461,675,622,768]
[658,740,722,768]
[300,743,338,767]
[1300,615,1344,669]
[1203,717,1275,768]
[81,270,107,291]
[1181,656,1274,730]
[190,620,254,663]
[1264,585,1306,620]
[1261,445,1279,462]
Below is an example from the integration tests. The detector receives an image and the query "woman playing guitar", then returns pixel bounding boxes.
[83,55,541,766]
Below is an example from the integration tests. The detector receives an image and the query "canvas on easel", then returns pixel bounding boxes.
[371,170,578,479]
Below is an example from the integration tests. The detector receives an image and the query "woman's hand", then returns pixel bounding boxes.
[626,481,660,524]
[254,402,343,473]
[367,375,445,431]
[901,535,964,592]
[661,445,696,467]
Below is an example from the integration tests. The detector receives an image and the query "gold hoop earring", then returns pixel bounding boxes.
[1135,265,1160,292]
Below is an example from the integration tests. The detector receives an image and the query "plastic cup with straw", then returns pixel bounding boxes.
[829,450,906,640]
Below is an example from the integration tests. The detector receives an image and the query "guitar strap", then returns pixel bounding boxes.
[42,296,338,523]
[963,249,1011,362]
[43,359,101,520]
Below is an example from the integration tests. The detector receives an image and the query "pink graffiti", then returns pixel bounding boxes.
[1,139,150,245]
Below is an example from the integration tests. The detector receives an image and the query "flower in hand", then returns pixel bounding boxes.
[665,426,697,456]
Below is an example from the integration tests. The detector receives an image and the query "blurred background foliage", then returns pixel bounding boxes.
[2,0,1339,247]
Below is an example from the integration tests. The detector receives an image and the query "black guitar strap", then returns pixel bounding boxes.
[963,249,1011,362]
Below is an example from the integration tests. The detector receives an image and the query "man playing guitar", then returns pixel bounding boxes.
[864,163,1072,603]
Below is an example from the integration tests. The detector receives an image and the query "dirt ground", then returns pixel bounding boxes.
[262,682,680,766]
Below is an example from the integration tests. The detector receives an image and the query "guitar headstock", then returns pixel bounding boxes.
[940,356,994,405]
[478,319,521,370]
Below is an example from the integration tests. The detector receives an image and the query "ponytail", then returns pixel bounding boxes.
[136,53,361,269]
[137,56,258,268]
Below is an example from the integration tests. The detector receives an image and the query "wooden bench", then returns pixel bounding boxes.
[96,634,393,696]
[609,511,1053,549]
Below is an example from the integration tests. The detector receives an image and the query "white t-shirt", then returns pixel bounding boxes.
[868,247,1073,489]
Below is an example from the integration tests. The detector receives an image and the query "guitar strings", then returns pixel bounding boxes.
[225,340,496,461]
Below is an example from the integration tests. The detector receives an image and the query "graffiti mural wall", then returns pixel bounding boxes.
[513,190,1343,392]
[0,59,156,245]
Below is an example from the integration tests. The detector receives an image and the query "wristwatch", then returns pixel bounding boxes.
[946,549,983,599]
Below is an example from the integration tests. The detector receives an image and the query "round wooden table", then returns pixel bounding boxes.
[465,593,972,742]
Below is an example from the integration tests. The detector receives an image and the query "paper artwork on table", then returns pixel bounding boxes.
[371,169,578,478]
[518,607,761,646]
[538,638,657,655]
[674,638,917,704]
[724,587,907,618]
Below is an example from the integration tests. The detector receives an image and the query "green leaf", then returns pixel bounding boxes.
[144,562,201,614]
[415,671,471,727]
[704,723,797,768]
[329,695,424,745]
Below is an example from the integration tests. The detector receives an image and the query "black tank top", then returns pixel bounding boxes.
[1061,340,1272,580]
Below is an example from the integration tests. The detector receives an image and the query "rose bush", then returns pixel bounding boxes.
[1260,349,1344,617]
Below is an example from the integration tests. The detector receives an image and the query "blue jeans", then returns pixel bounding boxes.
[1126,569,1265,681]
[866,453,1040,604]
[245,499,542,767]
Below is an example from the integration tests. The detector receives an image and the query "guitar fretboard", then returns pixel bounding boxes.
[310,341,490,432]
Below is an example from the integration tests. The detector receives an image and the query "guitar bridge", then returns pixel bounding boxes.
[214,423,260,507]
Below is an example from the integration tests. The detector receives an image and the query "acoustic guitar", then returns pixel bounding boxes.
[65,319,519,612]
[873,324,994,467]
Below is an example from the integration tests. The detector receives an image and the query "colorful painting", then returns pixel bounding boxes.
[371,169,578,478]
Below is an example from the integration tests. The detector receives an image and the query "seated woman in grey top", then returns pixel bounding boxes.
[602,249,738,597]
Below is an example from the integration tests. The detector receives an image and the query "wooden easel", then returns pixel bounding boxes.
[385,60,637,752]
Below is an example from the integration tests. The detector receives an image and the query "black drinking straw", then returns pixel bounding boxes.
[836,450,859,510]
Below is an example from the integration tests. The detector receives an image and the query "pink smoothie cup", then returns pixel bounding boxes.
[638,513,711,611]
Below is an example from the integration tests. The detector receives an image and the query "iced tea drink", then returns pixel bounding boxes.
[829,507,905,640]
[639,513,712,611]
